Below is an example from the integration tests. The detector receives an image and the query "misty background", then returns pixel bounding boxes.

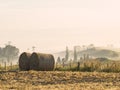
[0,0,120,53]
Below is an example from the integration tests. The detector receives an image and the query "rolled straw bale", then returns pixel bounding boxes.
[30,52,55,71]
[19,52,31,71]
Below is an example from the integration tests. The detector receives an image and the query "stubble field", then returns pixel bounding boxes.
[0,71,120,90]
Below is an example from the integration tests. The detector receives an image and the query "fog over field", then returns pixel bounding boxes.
[1,1,120,90]
[0,0,120,53]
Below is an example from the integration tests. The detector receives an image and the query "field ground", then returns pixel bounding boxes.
[0,71,120,90]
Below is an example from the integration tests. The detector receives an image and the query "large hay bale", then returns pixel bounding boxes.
[30,52,55,71]
[19,52,31,71]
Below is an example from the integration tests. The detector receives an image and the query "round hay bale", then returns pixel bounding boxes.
[30,52,55,71]
[19,52,31,71]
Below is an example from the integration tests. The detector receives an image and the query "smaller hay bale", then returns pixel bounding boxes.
[19,52,31,71]
[30,52,55,71]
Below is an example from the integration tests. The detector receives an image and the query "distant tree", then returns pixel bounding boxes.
[0,47,2,58]
[32,46,36,52]
[62,58,65,62]
[65,46,69,61]
[2,45,19,62]
[88,44,95,49]
[57,57,61,64]
[62,58,65,67]
[74,46,77,62]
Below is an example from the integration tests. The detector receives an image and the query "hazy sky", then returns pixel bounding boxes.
[0,0,120,53]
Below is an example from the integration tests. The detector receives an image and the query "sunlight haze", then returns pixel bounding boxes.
[0,0,120,53]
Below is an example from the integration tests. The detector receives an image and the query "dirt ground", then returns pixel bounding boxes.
[0,71,120,90]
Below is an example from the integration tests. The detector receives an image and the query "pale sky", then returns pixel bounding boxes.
[0,0,120,53]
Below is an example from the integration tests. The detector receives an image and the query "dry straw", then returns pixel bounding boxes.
[19,52,31,71]
[30,52,55,71]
